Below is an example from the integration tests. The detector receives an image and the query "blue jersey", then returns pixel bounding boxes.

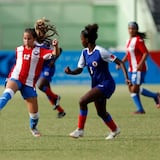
[35,41,56,82]
[78,45,117,98]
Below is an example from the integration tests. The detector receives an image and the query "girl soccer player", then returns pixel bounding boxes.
[65,23,130,140]
[117,21,160,114]
[35,18,66,118]
[0,28,60,137]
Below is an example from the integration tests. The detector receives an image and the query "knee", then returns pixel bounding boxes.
[79,96,87,109]
[37,83,45,91]
[97,110,104,118]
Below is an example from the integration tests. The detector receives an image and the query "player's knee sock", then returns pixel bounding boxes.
[103,113,117,132]
[29,112,39,129]
[42,86,58,105]
[140,88,157,99]
[0,88,14,110]
[131,93,144,111]
[78,109,88,129]
[56,105,64,113]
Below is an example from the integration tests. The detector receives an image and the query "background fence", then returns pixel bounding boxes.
[0,50,160,85]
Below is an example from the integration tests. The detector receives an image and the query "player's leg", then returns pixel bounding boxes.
[21,86,40,137]
[94,99,120,140]
[25,97,41,137]
[128,72,145,114]
[69,87,103,138]
[0,79,19,110]
[140,88,160,108]
[37,77,65,117]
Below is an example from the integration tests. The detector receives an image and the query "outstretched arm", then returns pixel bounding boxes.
[114,58,131,86]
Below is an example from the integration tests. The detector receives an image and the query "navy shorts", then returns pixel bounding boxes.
[95,79,116,99]
[39,65,55,82]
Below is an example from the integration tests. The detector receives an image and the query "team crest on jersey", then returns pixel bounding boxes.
[33,47,40,55]
[92,61,98,67]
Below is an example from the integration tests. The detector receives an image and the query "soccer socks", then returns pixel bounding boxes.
[103,113,117,132]
[131,93,144,112]
[0,88,14,110]
[41,86,64,112]
[78,109,88,129]
[140,88,157,99]
[42,86,58,104]
[29,112,39,129]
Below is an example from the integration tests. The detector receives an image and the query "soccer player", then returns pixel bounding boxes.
[35,18,66,118]
[65,23,130,140]
[0,28,60,137]
[117,21,160,114]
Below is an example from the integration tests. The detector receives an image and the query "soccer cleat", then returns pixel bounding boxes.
[30,128,41,137]
[53,96,61,110]
[69,128,84,138]
[105,127,120,140]
[154,93,160,108]
[132,110,146,114]
[57,111,66,118]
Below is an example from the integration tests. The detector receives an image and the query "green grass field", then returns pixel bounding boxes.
[0,85,160,160]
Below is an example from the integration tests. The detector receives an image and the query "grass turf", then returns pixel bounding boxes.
[0,85,160,160]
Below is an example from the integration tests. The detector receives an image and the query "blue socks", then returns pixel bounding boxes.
[140,88,157,99]
[0,88,14,110]
[29,113,39,129]
[131,93,144,112]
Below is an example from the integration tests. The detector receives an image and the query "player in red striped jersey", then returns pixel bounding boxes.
[0,28,60,136]
[117,21,160,114]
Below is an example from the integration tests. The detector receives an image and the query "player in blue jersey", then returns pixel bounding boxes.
[35,18,66,118]
[65,23,130,140]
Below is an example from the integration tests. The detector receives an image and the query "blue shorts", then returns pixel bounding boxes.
[10,78,37,99]
[39,65,55,82]
[128,71,146,85]
[95,80,116,99]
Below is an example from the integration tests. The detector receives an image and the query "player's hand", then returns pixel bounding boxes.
[116,64,121,70]
[52,39,58,46]
[65,66,72,74]
[125,79,132,86]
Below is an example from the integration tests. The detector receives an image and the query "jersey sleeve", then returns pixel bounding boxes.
[137,38,148,54]
[77,51,85,68]
[100,48,117,62]
[41,48,54,60]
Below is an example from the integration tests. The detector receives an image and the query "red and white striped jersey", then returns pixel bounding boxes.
[126,36,148,72]
[9,45,53,87]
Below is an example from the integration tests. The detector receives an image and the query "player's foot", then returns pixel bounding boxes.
[154,92,160,108]
[30,128,41,137]
[57,111,66,118]
[132,110,146,114]
[69,128,84,138]
[105,127,120,140]
[53,96,61,110]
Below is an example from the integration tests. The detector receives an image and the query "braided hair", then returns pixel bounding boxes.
[34,17,58,44]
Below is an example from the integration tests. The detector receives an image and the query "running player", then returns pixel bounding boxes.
[65,23,130,140]
[117,21,160,114]
[35,18,66,118]
[0,28,60,137]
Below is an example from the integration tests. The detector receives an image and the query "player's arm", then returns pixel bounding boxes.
[65,67,83,75]
[137,52,148,71]
[116,54,128,70]
[114,58,131,86]
[52,39,61,57]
